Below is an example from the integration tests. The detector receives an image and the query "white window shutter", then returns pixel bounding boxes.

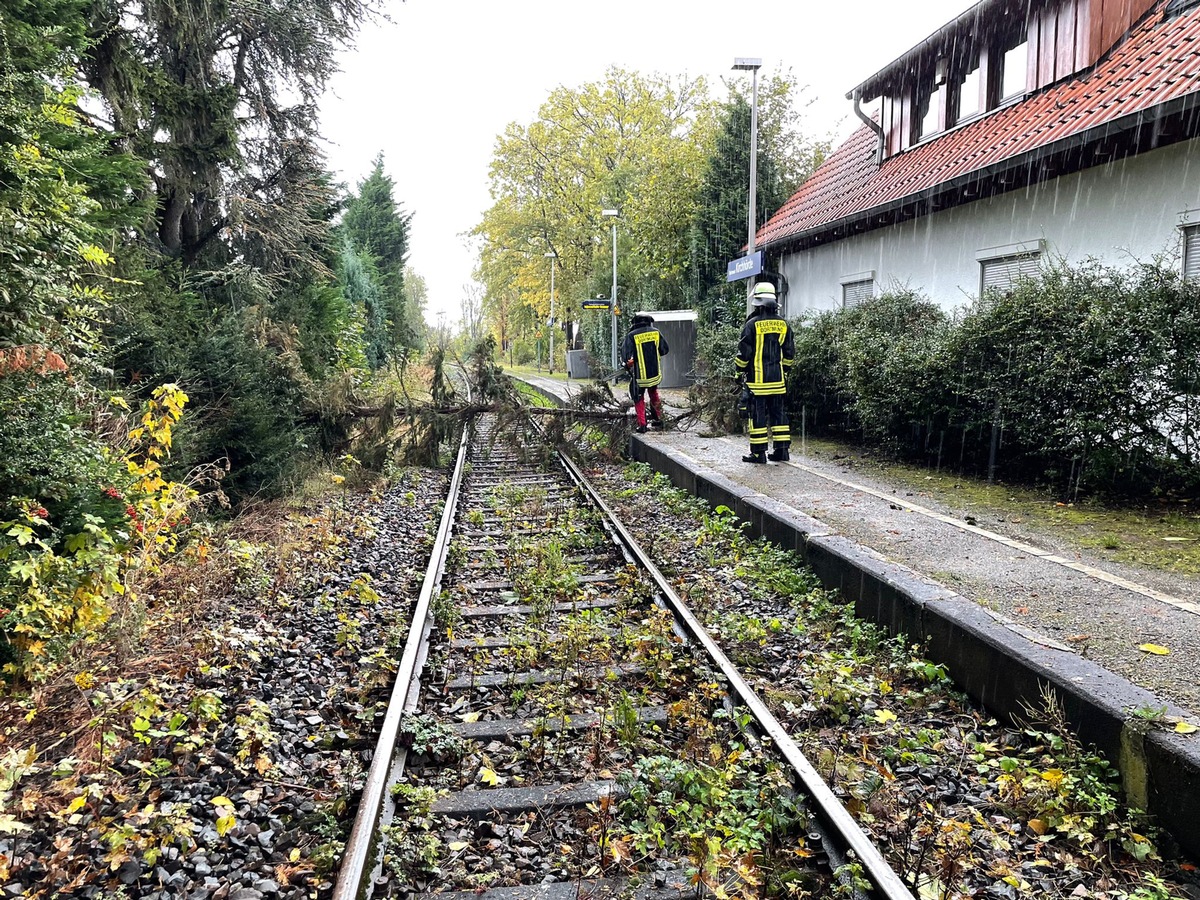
[981,253,1040,293]
[1184,226,1200,281]
[842,279,874,308]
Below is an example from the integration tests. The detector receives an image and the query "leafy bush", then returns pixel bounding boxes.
[824,289,950,442]
[944,259,1200,492]
[0,381,198,680]
[782,258,1200,496]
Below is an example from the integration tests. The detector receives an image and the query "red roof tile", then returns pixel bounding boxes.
[757,2,1200,249]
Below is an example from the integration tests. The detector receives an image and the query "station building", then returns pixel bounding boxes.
[757,0,1200,315]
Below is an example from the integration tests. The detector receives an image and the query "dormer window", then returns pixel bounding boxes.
[916,83,940,140]
[1000,37,1029,100]
[857,0,1161,162]
[955,60,982,121]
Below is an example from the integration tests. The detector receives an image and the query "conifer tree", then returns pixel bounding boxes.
[341,154,417,357]
[339,243,388,370]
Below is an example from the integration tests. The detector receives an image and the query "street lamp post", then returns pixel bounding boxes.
[733,57,763,305]
[602,209,619,369]
[544,251,557,374]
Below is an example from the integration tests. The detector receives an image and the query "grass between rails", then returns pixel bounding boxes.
[386,454,835,899]
[791,437,1200,577]
[591,461,1196,900]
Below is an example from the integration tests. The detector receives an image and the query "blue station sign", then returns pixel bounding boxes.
[581,299,611,311]
[726,251,764,282]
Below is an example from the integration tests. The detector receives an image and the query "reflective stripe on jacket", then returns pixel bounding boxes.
[735,313,794,395]
[621,326,669,388]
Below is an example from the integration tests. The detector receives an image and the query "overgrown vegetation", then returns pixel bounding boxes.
[782,259,1200,499]
[0,1,451,684]
[605,464,1193,900]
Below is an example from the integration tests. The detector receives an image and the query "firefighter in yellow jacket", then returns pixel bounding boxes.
[622,313,669,433]
[735,283,794,463]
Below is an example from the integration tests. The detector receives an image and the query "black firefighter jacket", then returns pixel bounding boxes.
[735,312,795,395]
[621,325,670,388]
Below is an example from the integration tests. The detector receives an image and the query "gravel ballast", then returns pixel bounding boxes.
[1,471,446,899]
[588,459,1199,899]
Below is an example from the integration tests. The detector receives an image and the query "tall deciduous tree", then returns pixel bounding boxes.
[474,68,713,362]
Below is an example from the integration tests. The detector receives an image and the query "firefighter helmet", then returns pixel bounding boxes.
[751,282,778,308]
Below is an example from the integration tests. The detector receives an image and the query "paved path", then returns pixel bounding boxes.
[516,374,1200,717]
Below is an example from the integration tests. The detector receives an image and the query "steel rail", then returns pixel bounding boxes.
[556,450,918,900]
[333,422,472,900]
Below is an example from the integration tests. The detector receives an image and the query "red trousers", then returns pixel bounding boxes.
[629,382,662,426]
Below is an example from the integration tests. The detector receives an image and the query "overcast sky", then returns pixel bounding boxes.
[318,0,971,324]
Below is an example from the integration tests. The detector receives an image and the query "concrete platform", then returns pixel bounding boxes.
[512,374,1200,860]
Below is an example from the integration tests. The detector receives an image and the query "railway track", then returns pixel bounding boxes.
[334,414,915,900]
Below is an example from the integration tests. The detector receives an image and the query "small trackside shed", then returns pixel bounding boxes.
[639,309,698,389]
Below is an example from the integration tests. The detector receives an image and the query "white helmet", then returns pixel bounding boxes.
[751,282,778,308]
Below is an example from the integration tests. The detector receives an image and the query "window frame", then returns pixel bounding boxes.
[1182,221,1200,281]
[951,56,983,125]
[988,16,1031,107]
[976,241,1045,295]
[839,271,876,309]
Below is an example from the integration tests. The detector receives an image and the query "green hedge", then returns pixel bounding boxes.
[787,259,1200,496]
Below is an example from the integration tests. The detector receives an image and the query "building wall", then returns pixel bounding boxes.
[777,137,1200,316]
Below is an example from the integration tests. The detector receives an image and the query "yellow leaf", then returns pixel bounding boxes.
[66,796,87,814]
[289,848,301,862]
[874,709,897,724]
[448,841,469,852]
[211,796,234,808]
[215,813,236,837]
[1139,643,1171,656]
[1175,722,1199,734]
[1040,769,1065,788]
[0,815,31,835]
[479,766,500,787]
[460,712,481,723]
[1027,818,1047,835]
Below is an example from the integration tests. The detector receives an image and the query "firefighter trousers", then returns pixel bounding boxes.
[629,381,663,427]
[748,394,790,454]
